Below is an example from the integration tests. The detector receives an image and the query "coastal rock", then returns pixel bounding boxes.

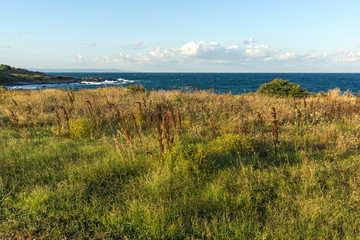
[80,77,106,82]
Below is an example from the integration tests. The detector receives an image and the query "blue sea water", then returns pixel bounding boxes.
[7,73,360,95]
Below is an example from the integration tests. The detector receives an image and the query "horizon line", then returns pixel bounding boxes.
[43,71,360,74]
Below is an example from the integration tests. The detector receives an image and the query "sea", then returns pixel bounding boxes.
[6,73,360,95]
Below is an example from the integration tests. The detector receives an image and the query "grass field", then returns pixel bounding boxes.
[1,86,360,239]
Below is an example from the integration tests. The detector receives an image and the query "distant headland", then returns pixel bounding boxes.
[0,64,107,85]
[30,68,127,73]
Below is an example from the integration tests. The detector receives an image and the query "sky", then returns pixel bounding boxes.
[1,0,360,72]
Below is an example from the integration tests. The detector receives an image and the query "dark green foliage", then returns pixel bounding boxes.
[54,75,74,80]
[257,78,308,97]
[0,71,15,83]
[126,84,146,94]
[0,71,9,80]
[0,64,12,71]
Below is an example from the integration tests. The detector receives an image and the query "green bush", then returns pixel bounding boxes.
[126,84,146,94]
[210,133,254,155]
[164,140,208,172]
[257,78,308,97]
[69,117,93,138]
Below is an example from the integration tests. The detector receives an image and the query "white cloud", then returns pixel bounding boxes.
[118,40,146,49]
[132,40,146,49]
[92,40,360,71]
[300,50,360,64]
[178,41,201,56]
[72,54,84,64]
[278,52,297,60]
[334,49,360,63]
[83,43,97,47]
[227,45,239,50]
[96,41,278,65]
[150,48,175,58]
[177,41,243,61]
[302,53,328,61]
[2,45,10,48]
[96,53,133,63]
[134,40,144,47]
[245,44,277,58]
[242,37,256,44]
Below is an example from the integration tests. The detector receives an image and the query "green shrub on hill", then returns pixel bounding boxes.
[257,78,308,97]
[127,84,146,94]
[0,64,12,71]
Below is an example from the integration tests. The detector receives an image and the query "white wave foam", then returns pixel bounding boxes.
[7,86,39,90]
[118,78,135,83]
[81,78,135,85]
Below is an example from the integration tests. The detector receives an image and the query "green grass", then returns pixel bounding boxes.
[1,87,360,238]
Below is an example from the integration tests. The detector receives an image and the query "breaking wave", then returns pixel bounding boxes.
[80,78,135,85]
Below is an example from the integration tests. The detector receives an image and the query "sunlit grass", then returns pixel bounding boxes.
[1,87,360,238]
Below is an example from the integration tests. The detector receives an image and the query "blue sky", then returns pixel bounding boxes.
[1,0,360,72]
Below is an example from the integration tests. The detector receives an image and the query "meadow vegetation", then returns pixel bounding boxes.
[1,84,360,239]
